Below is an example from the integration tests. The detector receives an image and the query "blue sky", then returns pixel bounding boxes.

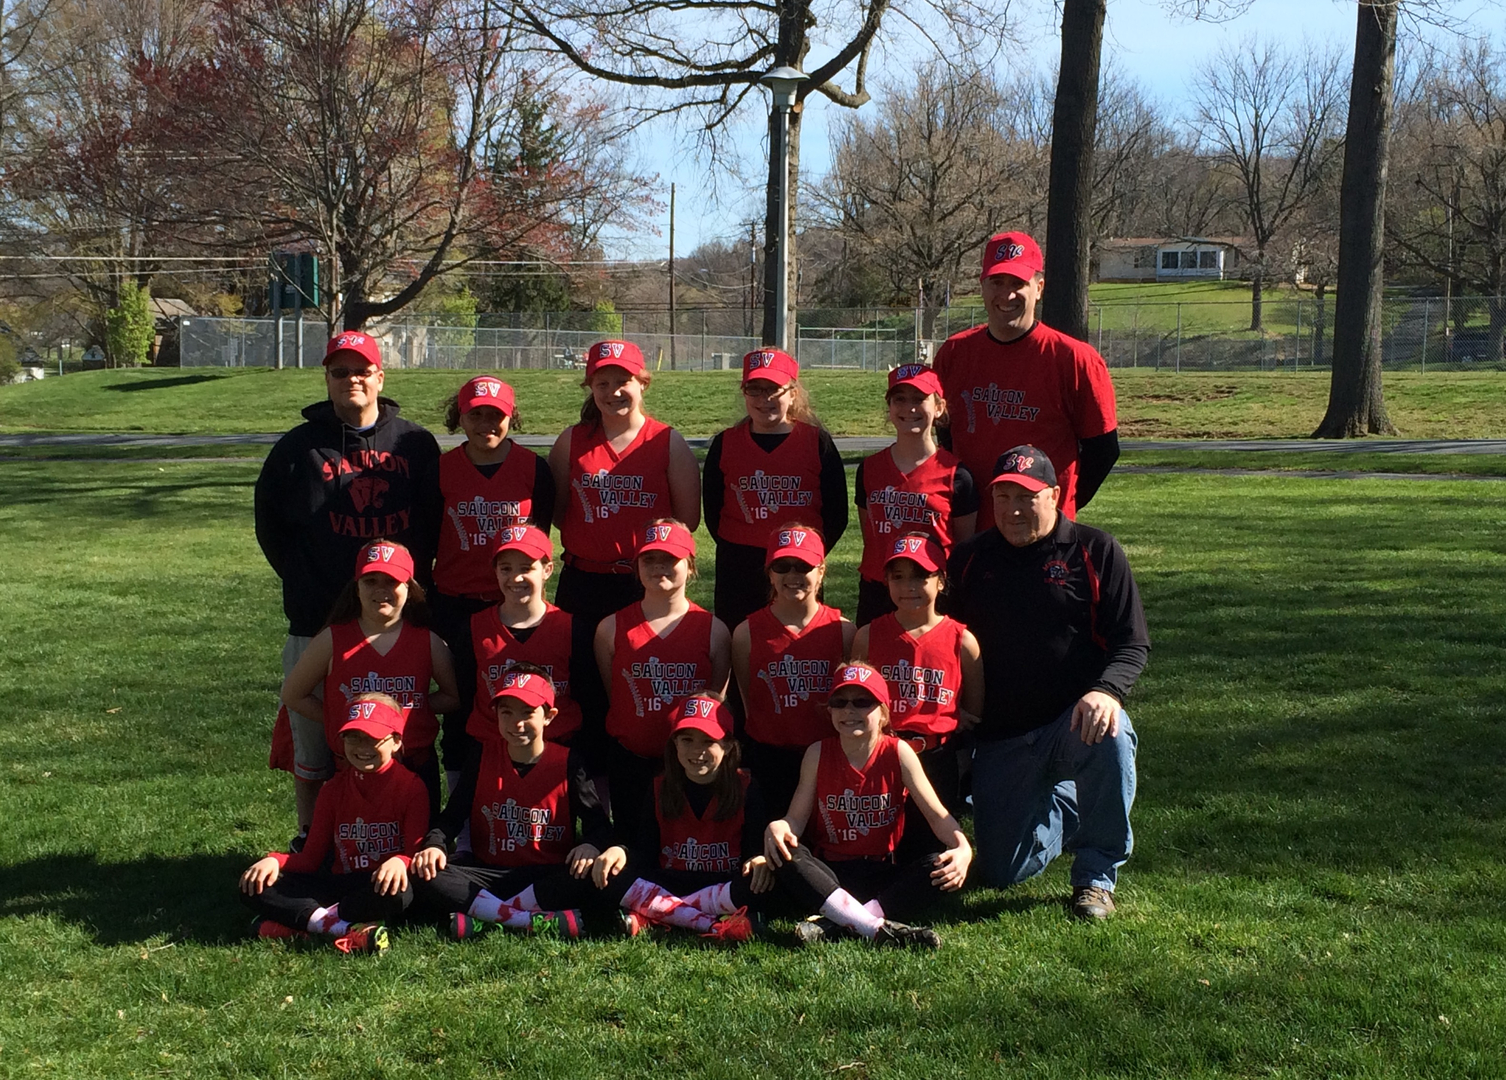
[614,0,1497,258]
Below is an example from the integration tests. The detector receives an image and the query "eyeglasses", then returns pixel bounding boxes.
[741,382,791,399]
[327,366,378,380]
[769,558,816,574]
[828,696,879,711]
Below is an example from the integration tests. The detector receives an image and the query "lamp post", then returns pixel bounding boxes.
[760,64,807,352]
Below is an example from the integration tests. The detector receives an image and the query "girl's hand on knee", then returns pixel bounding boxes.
[411,847,446,880]
[240,857,281,895]
[372,857,409,897]
[743,855,775,893]
[764,820,798,867]
[591,846,627,888]
[567,843,601,880]
[931,843,972,892]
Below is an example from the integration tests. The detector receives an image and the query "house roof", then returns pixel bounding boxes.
[1099,236,1248,250]
[150,297,197,320]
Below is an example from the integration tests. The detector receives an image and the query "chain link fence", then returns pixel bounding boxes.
[177,297,1506,373]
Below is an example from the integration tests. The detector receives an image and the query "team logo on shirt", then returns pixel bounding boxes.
[966,384,1040,427]
[662,837,736,872]
[879,658,955,713]
[1043,559,1071,586]
[349,476,390,513]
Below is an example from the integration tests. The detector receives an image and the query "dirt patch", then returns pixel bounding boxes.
[1132,385,1242,404]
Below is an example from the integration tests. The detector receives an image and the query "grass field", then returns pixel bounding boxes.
[3,367,1506,440]
[3,459,1505,1077]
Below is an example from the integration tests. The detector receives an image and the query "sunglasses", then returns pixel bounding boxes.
[828,696,879,711]
[741,382,791,399]
[327,366,378,380]
[769,558,817,574]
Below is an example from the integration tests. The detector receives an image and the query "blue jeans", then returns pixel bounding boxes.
[971,706,1137,892]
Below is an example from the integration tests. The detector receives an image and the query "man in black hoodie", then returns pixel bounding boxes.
[255,331,441,839]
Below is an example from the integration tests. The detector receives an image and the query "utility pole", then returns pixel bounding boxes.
[668,183,676,370]
[748,221,757,340]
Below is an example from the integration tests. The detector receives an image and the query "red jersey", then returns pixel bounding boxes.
[715,421,822,546]
[857,446,963,582]
[465,604,582,744]
[432,444,541,598]
[605,604,715,758]
[466,741,576,867]
[866,614,966,739]
[932,321,1116,516]
[743,605,845,749]
[324,620,438,755]
[277,758,428,874]
[560,417,673,566]
[654,771,750,874]
[811,735,905,860]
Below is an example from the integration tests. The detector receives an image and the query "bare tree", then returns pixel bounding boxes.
[1089,68,1178,241]
[1188,36,1345,331]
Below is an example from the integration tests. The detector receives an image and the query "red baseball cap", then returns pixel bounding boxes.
[671,694,734,741]
[355,541,416,582]
[766,524,825,568]
[885,533,946,574]
[492,668,556,710]
[339,697,406,741]
[638,520,696,560]
[887,363,943,397]
[491,524,552,563]
[990,444,1058,492]
[324,331,383,370]
[829,662,891,709]
[586,339,646,378]
[981,231,1044,281]
[458,376,515,416]
[742,348,800,387]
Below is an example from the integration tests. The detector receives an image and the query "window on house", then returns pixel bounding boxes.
[1161,251,1179,269]
[1180,251,1199,269]
[1199,250,1220,269]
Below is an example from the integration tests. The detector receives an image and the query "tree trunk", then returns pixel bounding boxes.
[1312,288,1327,367]
[1041,0,1106,342]
[760,102,803,350]
[1249,262,1264,332]
[1314,1,1398,437]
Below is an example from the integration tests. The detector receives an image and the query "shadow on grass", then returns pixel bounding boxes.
[103,375,223,393]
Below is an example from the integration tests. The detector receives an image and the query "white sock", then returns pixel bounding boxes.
[682,881,735,915]
[863,898,885,920]
[306,905,349,935]
[468,889,534,929]
[622,878,716,932]
[820,889,884,939]
[501,885,540,911]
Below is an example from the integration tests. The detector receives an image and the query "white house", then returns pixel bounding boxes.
[1095,237,1246,283]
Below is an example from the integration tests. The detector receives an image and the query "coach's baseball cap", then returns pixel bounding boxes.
[990,445,1058,492]
[458,375,515,416]
[829,662,891,710]
[980,231,1044,281]
[324,331,383,370]
[492,668,556,711]
[586,339,646,378]
[637,520,696,560]
[355,540,416,582]
[671,694,734,741]
[491,524,552,563]
[339,697,406,741]
[885,533,946,574]
[887,363,943,397]
[766,524,825,568]
[742,347,800,387]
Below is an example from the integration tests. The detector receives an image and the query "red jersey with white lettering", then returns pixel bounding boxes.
[743,605,845,749]
[654,771,750,874]
[857,446,963,582]
[932,321,1116,516]
[276,758,429,874]
[465,604,582,744]
[606,604,715,758]
[323,620,438,755]
[467,741,575,867]
[866,614,966,739]
[715,421,822,545]
[432,444,541,598]
[811,735,905,860]
[561,417,673,565]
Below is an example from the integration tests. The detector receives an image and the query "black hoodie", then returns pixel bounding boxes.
[255,397,441,636]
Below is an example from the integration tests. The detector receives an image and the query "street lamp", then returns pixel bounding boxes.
[760,64,807,352]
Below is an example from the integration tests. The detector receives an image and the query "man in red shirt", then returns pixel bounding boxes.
[932,232,1119,517]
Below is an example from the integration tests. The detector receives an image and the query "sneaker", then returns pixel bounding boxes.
[1071,886,1116,921]
[287,830,308,854]
[873,920,942,949]
[619,910,652,938]
[792,915,837,946]
[529,909,583,939]
[449,911,492,941]
[251,918,308,942]
[700,907,755,944]
[333,922,389,955]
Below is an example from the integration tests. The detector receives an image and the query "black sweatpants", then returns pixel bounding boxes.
[603,738,663,840]
[713,541,772,637]
[774,846,943,923]
[741,737,807,822]
[854,577,896,628]
[428,590,494,774]
[241,869,413,931]
[893,740,960,863]
[554,565,643,635]
[411,857,604,917]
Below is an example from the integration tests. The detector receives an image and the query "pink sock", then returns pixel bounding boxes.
[863,898,885,920]
[468,889,526,928]
[501,885,540,911]
[306,905,349,935]
[622,878,716,932]
[820,889,884,939]
[681,881,735,915]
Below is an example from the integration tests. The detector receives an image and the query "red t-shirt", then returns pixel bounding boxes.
[811,735,905,860]
[467,741,576,867]
[465,604,582,744]
[605,604,715,758]
[715,421,823,546]
[560,417,673,566]
[653,771,750,874]
[276,758,429,874]
[743,605,845,749]
[323,620,438,756]
[932,321,1116,516]
[866,614,966,739]
[857,446,963,583]
[433,444,542,598]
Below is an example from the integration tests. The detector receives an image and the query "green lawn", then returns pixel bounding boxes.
[2,460,1504,1077]
[3,367,1506,439]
